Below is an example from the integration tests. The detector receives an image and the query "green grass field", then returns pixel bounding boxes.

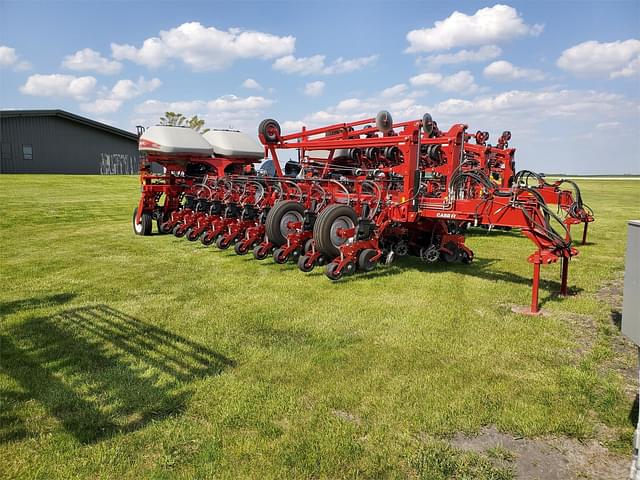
[1,175,638,479]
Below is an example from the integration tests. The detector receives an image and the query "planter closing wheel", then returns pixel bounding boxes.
[325,260,355,280]
[173,225,186,238]
[132,207,152,236]
[216,236,231,250]
[265,200,305,246]
[201,231,217,246]
[297,255,315,272]
[234,241,250,255]
[272,247,289,264]
[313,204,358,258]
[253,244,270,260]
[186,228,201,241]
[358,249,378,272]
[258,118,281,144]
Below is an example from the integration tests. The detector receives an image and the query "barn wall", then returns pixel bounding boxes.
[0,116,139,174]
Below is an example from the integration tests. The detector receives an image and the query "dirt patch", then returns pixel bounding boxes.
[331,409,361,424]
[450,425,628,480]
[596,276,624,311]
[563,312,598,358]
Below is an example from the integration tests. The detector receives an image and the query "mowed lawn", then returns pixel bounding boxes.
[1,175,639,479]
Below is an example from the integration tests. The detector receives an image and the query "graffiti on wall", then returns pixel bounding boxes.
[99,153,139,175]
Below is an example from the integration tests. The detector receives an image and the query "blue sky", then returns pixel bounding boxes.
[1,1,639,174]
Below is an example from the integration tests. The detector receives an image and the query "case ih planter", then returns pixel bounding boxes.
[132,112,594,314]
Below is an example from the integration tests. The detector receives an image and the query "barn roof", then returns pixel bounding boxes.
[0,109,138,141]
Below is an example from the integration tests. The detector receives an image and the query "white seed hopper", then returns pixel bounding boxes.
[203,130,264,160]
[139,126,213,156]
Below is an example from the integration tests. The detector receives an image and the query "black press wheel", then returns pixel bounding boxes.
[342,260,356,276]
[273,247,289,264]
[441,242,460,263]
[297,255,315,272]
[258,118,281,144]
[460,250,473,264]
[313,204,358,258]
[173,225,187,238]
[325,262,343,281]
[358,249,378,272]
[187,228,201,241]
[265,200,305,246]
[234,241,249,255]
[200,231,216,246]
[132,207,152,236]
[216,236,231,250]
[253,244,270,260]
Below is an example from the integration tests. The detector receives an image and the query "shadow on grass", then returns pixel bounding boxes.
[0,293,76,317]
[337,256,582,306]
[0,304,233,444]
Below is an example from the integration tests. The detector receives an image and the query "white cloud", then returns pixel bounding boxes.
[79,98,123,115]
[380,83,408,98]
[134,94,275,132]
[111,77,161,100]
[557,39,640,78]
[62,48,122,74]
[281,120,306,132]
[303,80,325,96]
[419,45,502,66]
[483,60,546,81]
[596,121,621,129]
[273,54,378,75]
[0,45,18,66]
[322,55,379,74]
[136,95,273,115]
[430,89,632,119]
[80,77,161,114]
[242,78,262,89]
[406,5,543,53]
[111,22,295,70]
[410,70,479,93]
[0,45,31,71]
[20,74,96,100]
[301,84,428,125]
[273,55,324,75]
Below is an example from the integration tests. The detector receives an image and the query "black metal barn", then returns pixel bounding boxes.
[0,110,140,174]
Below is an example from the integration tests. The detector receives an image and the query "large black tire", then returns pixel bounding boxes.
[132,207,152,236]
[313,204,357,258]
[264,200,305,247]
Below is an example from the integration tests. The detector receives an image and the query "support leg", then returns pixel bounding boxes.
[581,222,589,245]
[560,256,569,296]
[531,261,541,314]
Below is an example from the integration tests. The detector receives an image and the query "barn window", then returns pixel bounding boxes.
[22,145,33,160]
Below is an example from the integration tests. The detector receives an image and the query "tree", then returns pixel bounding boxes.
[159,112,209,133]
